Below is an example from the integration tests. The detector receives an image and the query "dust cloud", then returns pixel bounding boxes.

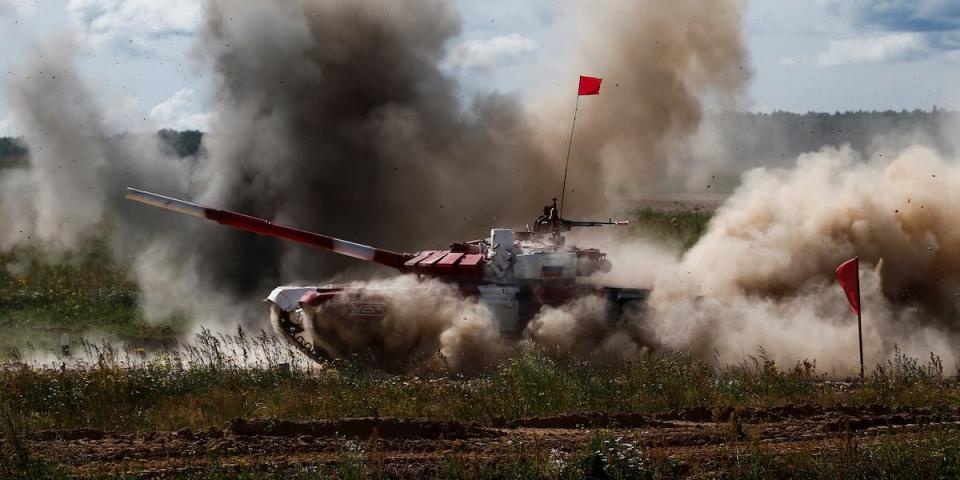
[524,294,651,364]
[298,276,507,372]
[648,145,960,372]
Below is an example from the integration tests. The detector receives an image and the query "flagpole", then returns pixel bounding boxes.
[559,93,580,217]
[856,256,864,378]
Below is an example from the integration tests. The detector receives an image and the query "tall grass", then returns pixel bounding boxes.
[1,332,955,433]
[0,397,66,479]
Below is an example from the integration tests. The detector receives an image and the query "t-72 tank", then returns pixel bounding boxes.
[126,188,649,363]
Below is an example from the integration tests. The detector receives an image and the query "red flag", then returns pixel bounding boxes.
[578,75,602,95]
[835,257,860,315]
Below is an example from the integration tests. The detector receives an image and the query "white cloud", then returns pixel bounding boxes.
[148,89,210,131]
[0,116,13,136]
[0,0,38,17]
[817,32,929,66]
[68,0,202,49]
[446,33,540,70]
[64,89,208,134]
[779,57,800,67]
[0,0,14,16]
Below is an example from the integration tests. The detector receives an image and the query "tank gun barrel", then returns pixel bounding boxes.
[125,188,410,270]
[562,219,629,228]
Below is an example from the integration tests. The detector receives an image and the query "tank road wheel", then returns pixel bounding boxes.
[269,304,330,363]
[602,287,656,351]
[605,287,650,325]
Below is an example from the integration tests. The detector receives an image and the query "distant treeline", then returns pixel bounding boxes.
[157,129,204,158]
[0,110,956,163]
[0,129,204,160]
[0,137,27,158]
[706,109,958,167]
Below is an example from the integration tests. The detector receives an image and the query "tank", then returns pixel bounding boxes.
[126,188,649,363]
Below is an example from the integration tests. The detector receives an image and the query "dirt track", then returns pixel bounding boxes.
[25,404,959,477]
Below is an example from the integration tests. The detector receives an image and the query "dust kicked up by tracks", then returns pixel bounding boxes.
[25,404,960,477]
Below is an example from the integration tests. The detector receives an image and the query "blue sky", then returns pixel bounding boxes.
[1,0,958,136]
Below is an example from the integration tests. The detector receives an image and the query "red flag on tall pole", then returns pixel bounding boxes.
[835,256,864,377]
[835,257,860,315]
[578,75,603,95]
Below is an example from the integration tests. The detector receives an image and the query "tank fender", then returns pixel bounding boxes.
[266,286,318,312]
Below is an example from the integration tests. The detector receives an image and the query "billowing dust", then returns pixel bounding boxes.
[650,145,960,371]
[1,0,958,373]
[294,277,652,371]
[297,276,506,372]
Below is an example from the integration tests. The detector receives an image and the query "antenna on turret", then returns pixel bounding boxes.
[558,99,578,217]
[559,75,602,217]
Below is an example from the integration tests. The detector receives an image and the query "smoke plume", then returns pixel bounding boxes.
[195,0,557,285]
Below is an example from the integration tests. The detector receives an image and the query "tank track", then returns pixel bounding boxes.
[273,310,330,364]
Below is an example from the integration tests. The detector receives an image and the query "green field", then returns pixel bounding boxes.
[0,238,187,360]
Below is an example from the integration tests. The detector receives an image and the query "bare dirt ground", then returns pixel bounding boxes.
[24,404,958,477]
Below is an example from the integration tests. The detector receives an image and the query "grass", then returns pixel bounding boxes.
[0,238,185,360]
[630,208,712,250]
[0,333,956,433]
[0,401,66,479]
[718,430,960,479]
[0,155,28,170]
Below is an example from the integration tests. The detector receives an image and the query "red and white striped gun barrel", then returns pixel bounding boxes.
[125,188,411,270]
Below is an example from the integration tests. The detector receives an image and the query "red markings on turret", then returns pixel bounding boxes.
[437,252,464,268]
[402,250,485,277]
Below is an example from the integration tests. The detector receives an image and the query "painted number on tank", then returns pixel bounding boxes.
[350,302,387,316]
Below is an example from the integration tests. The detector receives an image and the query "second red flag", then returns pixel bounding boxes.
[835,257,860,315]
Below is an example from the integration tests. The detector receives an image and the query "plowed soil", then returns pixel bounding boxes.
[22,404,960,477]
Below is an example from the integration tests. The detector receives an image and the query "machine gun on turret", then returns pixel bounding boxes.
[530,198,629,246]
